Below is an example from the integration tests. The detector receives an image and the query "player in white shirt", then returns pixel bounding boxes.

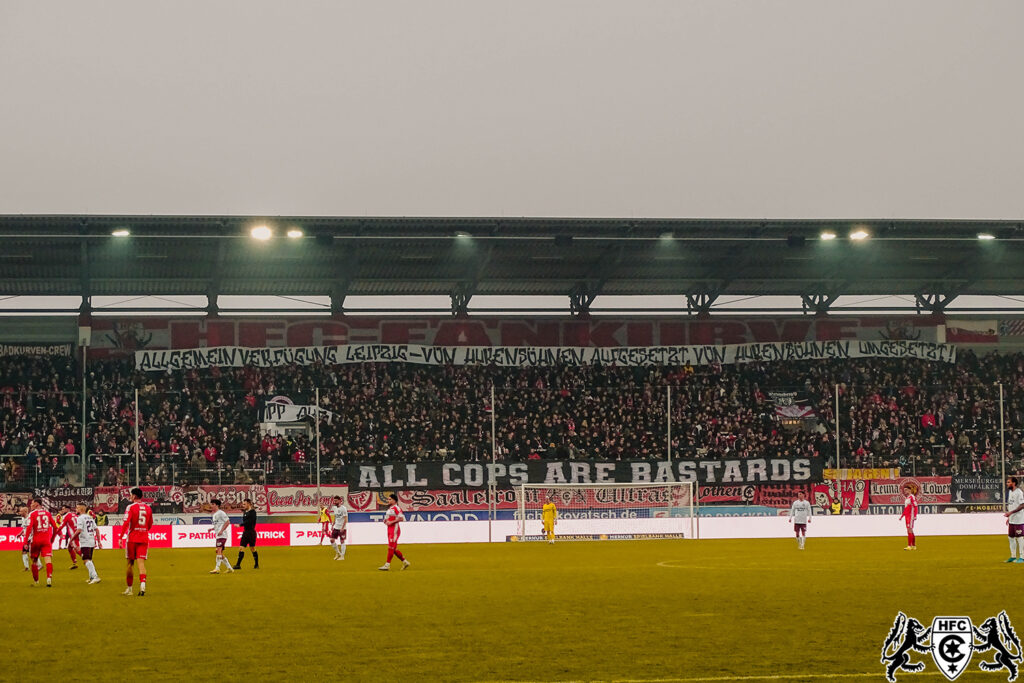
[209,499,234,574]
[1004,477,1024,563]
[73,502,102,584]
[788,490,813,550]
[327,496,349,561]
[19,504,41,572]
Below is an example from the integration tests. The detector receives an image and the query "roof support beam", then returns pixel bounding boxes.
[79,241,91,315]
[449,244,494,317]
[569,283,599,317]
[915,292,958,314]
[686,290,719,316]
[568,244,624,317]
[801,292,839,316]
[207,238,227,316]
[450,282,473,317]
[330,242,359,315]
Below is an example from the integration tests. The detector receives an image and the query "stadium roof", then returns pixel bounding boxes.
[2,215,1024,316]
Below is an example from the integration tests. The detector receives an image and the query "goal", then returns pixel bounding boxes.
[514,482,697,541]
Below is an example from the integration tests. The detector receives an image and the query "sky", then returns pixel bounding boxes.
[1,1,1022,220]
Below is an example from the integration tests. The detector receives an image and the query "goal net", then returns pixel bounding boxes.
[514,482,696,541]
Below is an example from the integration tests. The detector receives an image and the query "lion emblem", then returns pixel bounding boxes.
[882,612,931,681]
[974,611,1023,681]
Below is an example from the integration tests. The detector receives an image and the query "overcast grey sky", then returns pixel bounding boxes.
[1,1,1021,219]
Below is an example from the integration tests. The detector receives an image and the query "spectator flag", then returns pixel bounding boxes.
[768,390,815,419]
[945,319,998,343]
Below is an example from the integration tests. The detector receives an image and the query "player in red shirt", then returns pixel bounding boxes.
[899,483,918,550]
[378,493,410,571]
[120,487,153,596]
[57,504,80,570]
[25,498,58,588]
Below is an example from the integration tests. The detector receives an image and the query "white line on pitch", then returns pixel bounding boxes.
[606,672,991,682]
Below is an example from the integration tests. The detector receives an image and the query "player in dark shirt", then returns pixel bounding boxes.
[234,499,259,569]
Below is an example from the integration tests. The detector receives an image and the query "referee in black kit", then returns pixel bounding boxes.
[234,499,259,569]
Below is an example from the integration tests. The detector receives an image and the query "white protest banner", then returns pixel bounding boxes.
[260,402,335,424]
[137,340,957,371]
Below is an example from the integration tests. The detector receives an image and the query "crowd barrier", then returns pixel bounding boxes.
[0,513,1012,551]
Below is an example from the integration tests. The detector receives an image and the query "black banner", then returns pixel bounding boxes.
[951,476,1003,505]
[347,458,824,490]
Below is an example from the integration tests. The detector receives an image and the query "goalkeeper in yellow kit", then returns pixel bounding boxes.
[542,498,557,544]
[317,506,332,545]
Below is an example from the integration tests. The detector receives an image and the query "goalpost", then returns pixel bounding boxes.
[514,482,697,541]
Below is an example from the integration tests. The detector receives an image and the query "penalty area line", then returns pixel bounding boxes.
[654,560,902,572]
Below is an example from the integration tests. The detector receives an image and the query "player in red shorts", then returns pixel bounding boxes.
[57,504,80,570]
[25,498,57,588]
[899,483,918,550]
[120,487,153,596]
[378,493,410,571]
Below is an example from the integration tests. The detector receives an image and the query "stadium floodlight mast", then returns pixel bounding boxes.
[978,233,996,240]
[849,229,870,241]
[286,228,304,239]
[111,228,130,237]
[819,231,836,240]
[315,387,321,504]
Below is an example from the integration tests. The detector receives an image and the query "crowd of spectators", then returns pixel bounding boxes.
[3,348,1024,490]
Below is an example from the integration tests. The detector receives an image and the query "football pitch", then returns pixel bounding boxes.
[3,535,1019,682]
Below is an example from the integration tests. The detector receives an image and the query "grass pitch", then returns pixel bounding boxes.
[3,536,1019,682]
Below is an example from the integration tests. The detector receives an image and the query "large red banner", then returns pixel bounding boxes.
[93,487,120,513]
[812,480,870,512]
[93,486,185,513]
[184,485,267,513]
[519,486,693,508]
[265,485,348,514]
[398,489,519,511]
[870,477,952,505]
[698,485,755,505]
[753,484,812,508]
[88,316,942,357]
[346,490,377,512]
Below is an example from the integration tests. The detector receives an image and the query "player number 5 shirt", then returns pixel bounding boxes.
[122,502,154,543]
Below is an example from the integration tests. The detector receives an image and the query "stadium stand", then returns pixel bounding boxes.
[1,350,1021,490]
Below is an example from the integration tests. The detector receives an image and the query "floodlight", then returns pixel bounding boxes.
[251,225,272,241]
